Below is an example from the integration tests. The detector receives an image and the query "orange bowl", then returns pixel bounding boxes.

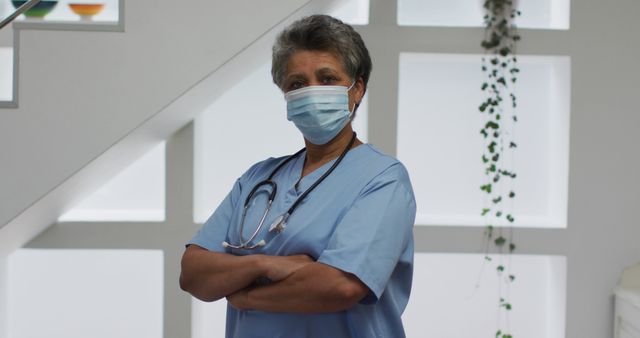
[68,3,105,17]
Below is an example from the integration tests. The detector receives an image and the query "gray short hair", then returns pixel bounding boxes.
[271,15,372,92]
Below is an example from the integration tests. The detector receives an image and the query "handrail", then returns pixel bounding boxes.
[0,0,42,30]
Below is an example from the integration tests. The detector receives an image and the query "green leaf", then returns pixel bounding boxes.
[481,37,500,49]
[496,211,503,217]
[486,121,500,129]
[500,170,516,178]
[497,265,505,272]
[488,141,497,153]
[499,47,511,56]
[509,141,517,148]
[506,214,515,223]
[492,196,502,204]
[509,191,515,198]
[509,243,516,252]
[492,154,500,162]
[480,129,488,138]
[509,275,516,282]
[482,82,489,90]
[485,225,494,237]
[482,208,491,216]
[480,184,493,194]
[494,236,506,246]
[482,155,489,163]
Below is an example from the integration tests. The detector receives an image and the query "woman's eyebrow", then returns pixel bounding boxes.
[315,67,339,76]
[285,73,307,83]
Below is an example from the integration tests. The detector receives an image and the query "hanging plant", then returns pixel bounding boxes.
[479,1,521,337]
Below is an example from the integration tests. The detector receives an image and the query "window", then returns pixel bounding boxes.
[8,249,163,338]
[192,298,228,338]
[0,47,12,101]
[403,253,566,338]
[397,53,570,228]
[328,0,370,25]
[58,142,166,222]
[397,0,570,29]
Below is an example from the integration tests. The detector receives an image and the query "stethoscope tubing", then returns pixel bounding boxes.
[225,132,357,250]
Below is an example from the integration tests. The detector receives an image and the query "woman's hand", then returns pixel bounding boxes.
[262,254,314,282]
[227,254,314,310]
[227,288,250,310]
[228,262,370,313]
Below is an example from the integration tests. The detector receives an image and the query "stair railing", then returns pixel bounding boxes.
[0,0,42,30]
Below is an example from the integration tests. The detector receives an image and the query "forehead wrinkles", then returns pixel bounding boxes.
[287,50,343,69]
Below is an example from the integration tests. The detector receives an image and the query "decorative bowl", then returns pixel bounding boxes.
[11,0,58,18]
[68,3,105,21]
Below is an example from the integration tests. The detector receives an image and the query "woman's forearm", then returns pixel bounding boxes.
[179,245,266,302]
[228,262,369,313]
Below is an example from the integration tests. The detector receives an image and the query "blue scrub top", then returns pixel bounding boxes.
[188,143,416,338]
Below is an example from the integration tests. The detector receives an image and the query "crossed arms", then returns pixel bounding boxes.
[179,244,369,313]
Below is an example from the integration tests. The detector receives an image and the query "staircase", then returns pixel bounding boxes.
[0,1,341,337]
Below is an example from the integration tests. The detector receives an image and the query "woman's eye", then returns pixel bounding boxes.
[289,82,304,90]
[322,76,337,84]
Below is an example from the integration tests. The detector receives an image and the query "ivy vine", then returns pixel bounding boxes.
[479,1,521,338]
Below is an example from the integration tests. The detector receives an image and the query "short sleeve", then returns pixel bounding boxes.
[316,163,416,304]
[186,177,242,253]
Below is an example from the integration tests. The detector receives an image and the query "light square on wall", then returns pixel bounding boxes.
[402,253,566,338]
[397,53,570,228]
[397,0,570,29]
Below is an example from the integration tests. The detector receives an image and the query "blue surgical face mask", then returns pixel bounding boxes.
[285,83,355,145]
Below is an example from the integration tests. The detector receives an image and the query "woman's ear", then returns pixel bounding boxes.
[355,77,365,105]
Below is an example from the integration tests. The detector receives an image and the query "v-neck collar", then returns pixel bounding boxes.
[291,143,368,193]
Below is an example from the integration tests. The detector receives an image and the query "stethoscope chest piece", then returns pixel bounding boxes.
[269,213,289,234]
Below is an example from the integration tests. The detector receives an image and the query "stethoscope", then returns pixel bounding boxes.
[222,132,358,250]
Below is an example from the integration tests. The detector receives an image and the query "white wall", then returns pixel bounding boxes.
[564,0,640,336]
[0,0,310,230]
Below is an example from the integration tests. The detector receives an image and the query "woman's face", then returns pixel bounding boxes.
[283,50,364,112]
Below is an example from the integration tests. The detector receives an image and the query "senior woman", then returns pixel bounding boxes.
[180,14,416,338]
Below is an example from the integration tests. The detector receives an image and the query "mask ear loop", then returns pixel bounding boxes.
[346,80,360,118]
